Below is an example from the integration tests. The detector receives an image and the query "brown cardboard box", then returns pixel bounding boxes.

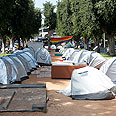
[51,65,87,79]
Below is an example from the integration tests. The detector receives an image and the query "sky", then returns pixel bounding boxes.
[33,0,58,9]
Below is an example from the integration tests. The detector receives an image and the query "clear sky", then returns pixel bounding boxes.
[33,0,58,9]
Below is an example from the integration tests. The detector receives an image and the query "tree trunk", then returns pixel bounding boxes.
[22,37,25,48]
[1,36,6,53]
[108,35,115,56]
[9,37,14,51]
[17,37,20,48]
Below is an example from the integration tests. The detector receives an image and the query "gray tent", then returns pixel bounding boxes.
[57,66,116,100]
[1,56,18,83]
[15,54,31,73]
[35,48,52,66]
[0,58,18,84]
[27,42,43,53]
[0,59,8,84]
[23,48,35,58]
[7,54,28,80]
[14,50,37,69]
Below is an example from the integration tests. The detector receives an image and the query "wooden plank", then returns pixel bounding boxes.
[0,83,46,89]
[0,90,15,110]
[0,84,47,113]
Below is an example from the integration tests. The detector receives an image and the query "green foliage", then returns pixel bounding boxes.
[0,0,42,42]
[56,0,73,36]
[94,0,116,35]
[0,0,14,36]
[43,2,56,30]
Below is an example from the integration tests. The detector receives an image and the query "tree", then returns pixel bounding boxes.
[56,0,73,36]
[0,0,14,53]
[94,0,116,55]
[43,2,56,31]
[10,0,41,48]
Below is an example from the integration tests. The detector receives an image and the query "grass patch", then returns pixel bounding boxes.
[100,53,116,58]
[0,53,11,57]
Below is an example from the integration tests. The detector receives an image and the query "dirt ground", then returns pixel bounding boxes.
[1,55,116,116]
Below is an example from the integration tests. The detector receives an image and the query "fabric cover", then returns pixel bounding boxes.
[35,48,51,65]
[100,57,116,82]
[0,59,8,84]
[57,66,115,100]
[62,48,75,60]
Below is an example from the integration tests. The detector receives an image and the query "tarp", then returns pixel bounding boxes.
[51,36,72,45]
[35,48,52,66]
[57,66,116,100]
[100,57,116,82]
[65,42,74,48]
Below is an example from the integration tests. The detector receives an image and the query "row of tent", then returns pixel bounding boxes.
[0,42,52,84]
[57,47,116,82]
[55,47,116,100]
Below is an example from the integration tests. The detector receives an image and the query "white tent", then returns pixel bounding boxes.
[89,52,107,69]
[58,50,80,64]
[100,57,116,82]
[62,48,75,60]
[72,50,89,65]
[35,48,52,66]
[57,66,116,100]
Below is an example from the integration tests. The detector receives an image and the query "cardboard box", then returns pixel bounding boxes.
[51,65,87,79]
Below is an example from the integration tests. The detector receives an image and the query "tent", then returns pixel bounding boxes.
[14,50,37,69]
[59,50,80,64]
[23,48,35,58]
[7,54,28,80]
[1,56,18,83]
[73,50,89,65]
[15,54,31,73]
[0,59,8,84]
[57,66,116,100]
[27,42,43,53]
[100,57,116,82]
[88,52,107,69]
[35,48,52,66]
[62,48,75,60]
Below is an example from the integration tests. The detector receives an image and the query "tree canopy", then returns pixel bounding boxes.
[56,0,116,55]
[0,0,42,53]
[43,2,56,31]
